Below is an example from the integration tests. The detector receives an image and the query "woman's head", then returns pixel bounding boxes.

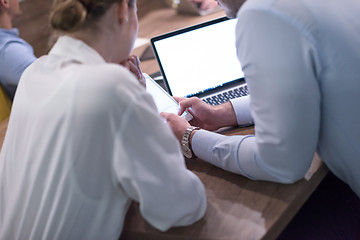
[50,0,138,63]
[50,0,135,32]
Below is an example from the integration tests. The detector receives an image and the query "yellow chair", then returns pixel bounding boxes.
[0,85,12,122]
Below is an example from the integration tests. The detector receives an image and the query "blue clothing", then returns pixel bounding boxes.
[0,28,36,100]
[192,0,360,197]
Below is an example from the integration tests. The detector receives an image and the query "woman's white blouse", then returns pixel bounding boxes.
[0,36,206,240]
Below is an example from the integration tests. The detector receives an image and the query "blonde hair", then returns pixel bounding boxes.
[50,0,134,32]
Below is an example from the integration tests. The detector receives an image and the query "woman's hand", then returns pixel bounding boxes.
[160,112,191,141]
[120,55,146,88]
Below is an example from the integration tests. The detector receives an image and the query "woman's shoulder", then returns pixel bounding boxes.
[85,63,134,80]
[77,63,139,89]
[74,63,148,102]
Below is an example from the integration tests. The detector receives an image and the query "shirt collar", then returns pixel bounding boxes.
[49,36,106,65]
[0,28,19,37]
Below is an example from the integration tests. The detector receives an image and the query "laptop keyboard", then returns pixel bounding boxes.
[203,85,249,105]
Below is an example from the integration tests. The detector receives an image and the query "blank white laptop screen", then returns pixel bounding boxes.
[151,17,245,98]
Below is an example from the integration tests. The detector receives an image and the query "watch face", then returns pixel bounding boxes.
[181,144,193,158]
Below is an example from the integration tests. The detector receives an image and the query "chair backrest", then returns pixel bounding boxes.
[0,85,12,122]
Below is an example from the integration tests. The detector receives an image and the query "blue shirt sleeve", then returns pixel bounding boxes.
[0,40,37,100]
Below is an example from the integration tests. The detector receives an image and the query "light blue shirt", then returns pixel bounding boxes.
[0,28,36,100]
[192,0,360,197]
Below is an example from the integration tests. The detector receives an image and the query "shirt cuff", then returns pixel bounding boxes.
[192,129,257,178]
[192,130,227,164]
[230,95,254,126]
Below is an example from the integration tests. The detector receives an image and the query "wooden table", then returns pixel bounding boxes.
[120,8,329,240]
[120,128,327,240]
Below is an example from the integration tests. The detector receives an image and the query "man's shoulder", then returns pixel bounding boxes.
[240,0,309,15]
[239,0,316,34]
[0,28,20,42]
[239,0,274,12]
[0,29,29,52]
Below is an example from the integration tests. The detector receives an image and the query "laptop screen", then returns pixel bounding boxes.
[151,17,245,97]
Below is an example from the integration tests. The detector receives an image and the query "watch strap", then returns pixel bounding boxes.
[181,126,200,158]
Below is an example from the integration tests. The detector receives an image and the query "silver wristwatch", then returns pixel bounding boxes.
[181,126,200,159]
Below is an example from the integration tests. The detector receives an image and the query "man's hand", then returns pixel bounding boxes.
[175,97,238,131]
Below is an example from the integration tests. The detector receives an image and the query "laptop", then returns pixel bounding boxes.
[150,17,249,106]
[177,0,222,16]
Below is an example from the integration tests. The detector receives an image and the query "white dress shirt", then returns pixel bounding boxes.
[192,0,360,197]
[0,36,206,240]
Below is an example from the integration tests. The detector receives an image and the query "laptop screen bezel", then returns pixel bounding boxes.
[150,16,245,97]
